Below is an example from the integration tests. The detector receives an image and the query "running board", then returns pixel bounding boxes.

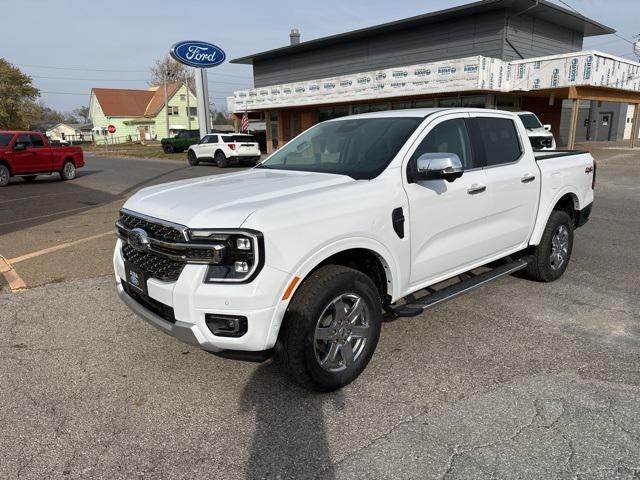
[391,258,529,318]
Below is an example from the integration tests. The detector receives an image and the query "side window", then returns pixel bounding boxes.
[411,118,475,169]
[472,117,522,166]
[200,136,209,144]
[209,135,218,143]
[15,134,32,148]
[29,134,45,147]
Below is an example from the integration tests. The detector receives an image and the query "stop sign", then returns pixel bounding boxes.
[107,125,116,134]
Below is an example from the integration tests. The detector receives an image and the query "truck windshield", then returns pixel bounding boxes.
[0,133,13,146]
[518,114,543,129]
[257,117,422,180]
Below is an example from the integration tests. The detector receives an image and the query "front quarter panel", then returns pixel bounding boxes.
[241,168,410,302]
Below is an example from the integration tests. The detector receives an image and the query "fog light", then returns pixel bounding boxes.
[236,237,251,250]
[205,314,248,337]
[234,261,249,273]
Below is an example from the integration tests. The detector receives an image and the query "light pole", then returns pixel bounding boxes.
[163,69,175,138]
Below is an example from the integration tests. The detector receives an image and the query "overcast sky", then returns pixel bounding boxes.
[1,0,638,113]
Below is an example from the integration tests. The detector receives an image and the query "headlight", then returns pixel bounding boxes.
[188,229,264,283]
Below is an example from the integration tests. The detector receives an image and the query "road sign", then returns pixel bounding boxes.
[107,125,116,134]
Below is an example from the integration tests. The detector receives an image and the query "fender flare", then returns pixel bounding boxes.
[529,187,580,246]
[281,236,402,303]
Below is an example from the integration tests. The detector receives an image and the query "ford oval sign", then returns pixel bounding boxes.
[170,41,226,68]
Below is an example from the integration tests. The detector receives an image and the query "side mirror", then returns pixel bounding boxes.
[415,152,464,183]
[13,142,26,151]
[543,124,552,132]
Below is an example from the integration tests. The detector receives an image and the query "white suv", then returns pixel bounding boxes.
[187,133,261,168]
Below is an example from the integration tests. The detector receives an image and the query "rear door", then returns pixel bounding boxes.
[403,113,495,286]
[468,112,540,254]
[29,134,53,171]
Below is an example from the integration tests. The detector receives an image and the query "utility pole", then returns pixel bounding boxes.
[163,69,170,138]
[186,76,191,131]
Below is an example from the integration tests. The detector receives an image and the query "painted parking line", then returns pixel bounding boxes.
[9,231,114,265]
[0,205,90,227]
[0,256,27,292]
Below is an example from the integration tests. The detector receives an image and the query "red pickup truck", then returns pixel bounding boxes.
[0,131,84,187]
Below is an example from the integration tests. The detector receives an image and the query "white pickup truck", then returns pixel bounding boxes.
[114,108,595,391]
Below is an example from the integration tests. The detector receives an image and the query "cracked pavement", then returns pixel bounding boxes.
[0,148,639,479]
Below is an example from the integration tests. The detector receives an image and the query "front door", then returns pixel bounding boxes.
[595,112,613,141]
[9,134,40,174]
[403,113,491,287]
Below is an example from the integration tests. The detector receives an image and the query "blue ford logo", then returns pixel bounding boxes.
[170,40,226,68]
[128,228,150,252]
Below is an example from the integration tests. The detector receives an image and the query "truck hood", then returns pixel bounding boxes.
[123,168,353,228]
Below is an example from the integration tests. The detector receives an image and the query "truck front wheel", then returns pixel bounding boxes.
[163,143,175,154]
[526,210,574,282]
[276,265,382,391]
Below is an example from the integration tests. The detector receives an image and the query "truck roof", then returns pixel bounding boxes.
[0,130,43,135]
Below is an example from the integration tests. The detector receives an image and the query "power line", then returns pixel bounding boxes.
[555,0,635,47]
[29,74,250,87]
[39,90,230,100]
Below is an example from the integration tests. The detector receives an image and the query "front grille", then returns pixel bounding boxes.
[531,136,553,149]
[119,212,185,243]
[122,243,185,282]
[121,280,176,323]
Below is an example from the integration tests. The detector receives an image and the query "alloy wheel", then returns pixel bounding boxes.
[549,224,569,270]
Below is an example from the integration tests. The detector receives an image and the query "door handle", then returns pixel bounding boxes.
[467,184,486,195]
[521,173,536,183]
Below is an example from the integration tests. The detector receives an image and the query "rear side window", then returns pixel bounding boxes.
[472,117,522,166]
[29,134,44,147]
[224,135,255,143]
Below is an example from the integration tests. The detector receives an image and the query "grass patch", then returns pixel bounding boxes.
[83,143,187,161]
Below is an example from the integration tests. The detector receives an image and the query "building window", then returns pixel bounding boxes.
[413,99,436,108]
[180,94,186,101]
[318,106,349,122]
[167,106,179,116]
[496,95,517,108]
[439,97,462,107]
[392,101,413,110]
[188,107,197,116]
[461,96,486,108]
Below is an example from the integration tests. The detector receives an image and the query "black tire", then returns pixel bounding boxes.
[215,151,228,168]
[525,210,573,282]
[0,164,9,187]
[23,175,37,183]
[276,265,382,391]
[60,161,76,181]
[187,150,199,166]
[163,143,175,154]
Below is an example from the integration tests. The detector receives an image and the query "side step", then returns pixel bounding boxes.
[391,257,529,318]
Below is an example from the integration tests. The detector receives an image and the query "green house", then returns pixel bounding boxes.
[89,82,199,144]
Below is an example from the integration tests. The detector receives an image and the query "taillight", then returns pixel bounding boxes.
[228,143,236,150]
[592,160,597,189]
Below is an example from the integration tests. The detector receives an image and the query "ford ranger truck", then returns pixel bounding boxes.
[0,131,84,186]
[114,108,595,391]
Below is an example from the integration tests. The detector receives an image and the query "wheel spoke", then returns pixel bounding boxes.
[348,325,369,339]
[345,298,364,324]
[339,342,355,366]
[322,342,341,367]
[315,326,334,341]
[333,299,347,324]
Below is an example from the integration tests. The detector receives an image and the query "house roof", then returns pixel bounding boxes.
[230,0,615,65]
[91,82,183,117]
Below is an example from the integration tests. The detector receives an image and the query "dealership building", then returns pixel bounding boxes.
[227,0,640,152]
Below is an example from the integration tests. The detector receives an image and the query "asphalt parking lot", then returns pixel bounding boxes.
[1,149,639,479]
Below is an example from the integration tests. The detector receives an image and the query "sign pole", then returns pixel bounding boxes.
[195,68,211,139]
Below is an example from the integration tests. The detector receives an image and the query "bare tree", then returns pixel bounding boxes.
[149,55,195,91]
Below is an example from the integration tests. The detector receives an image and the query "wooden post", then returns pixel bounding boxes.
[264,110,273,154]
[567,99,580,150]
[631,103,640,149]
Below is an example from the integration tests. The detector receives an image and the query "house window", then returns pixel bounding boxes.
[180,94,186,101]
[188,107,197,116]
[167,106,179,116]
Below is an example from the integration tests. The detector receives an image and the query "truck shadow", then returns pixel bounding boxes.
[240,362,344,480]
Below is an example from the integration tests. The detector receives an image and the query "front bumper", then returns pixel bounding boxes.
[113,239,291,355]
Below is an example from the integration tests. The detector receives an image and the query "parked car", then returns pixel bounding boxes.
[0,131,84,187]
[516,111,557,150]
[160,129,200,154]
[187,133,261,167]
[114,108,595,391]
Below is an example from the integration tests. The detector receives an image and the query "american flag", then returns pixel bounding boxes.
[241,112,250,133]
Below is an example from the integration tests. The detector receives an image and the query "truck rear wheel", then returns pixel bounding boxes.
[163,144,175,154]
[60,161,76,181]
[276,265,382,391]
[215,152,228,168]
[187,150,199,166]
[525,210,573,282]
[0,164,9,187]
